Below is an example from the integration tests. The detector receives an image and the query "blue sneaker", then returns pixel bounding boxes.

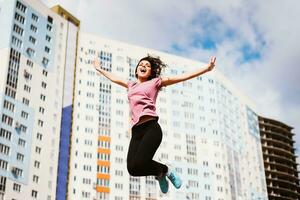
[155,175,169,193]
[167,169,182,189]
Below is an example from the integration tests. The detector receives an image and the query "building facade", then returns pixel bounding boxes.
[67,33,268,200]
[259,116,300,200]
[0,0,271,199]
[0,0,78,199]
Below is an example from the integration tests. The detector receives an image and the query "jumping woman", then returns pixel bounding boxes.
[93,55,216,193]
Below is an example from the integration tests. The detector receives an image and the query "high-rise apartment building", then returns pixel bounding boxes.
[0,0,79,199]
[259,116,300,200]
[67,33,268,200]
[51,5,80,200]
[0,1,272,199]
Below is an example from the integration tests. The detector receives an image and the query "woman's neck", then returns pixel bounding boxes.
[137,77,148,83]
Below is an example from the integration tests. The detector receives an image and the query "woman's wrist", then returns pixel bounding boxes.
[204,64,211,72]
[95,67,103,73]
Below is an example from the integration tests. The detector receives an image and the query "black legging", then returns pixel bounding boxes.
[127,119,168,176]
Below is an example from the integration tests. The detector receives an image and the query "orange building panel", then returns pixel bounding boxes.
[97,173,110,179]
[98,148,111,154]
[97,160,110,166]
[96,186,110,193]
[98,136,111,142]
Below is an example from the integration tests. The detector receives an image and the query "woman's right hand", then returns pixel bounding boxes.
[93,59,102,72]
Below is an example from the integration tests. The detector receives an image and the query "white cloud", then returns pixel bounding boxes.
[180,0,300,156]
[42,0,300,156]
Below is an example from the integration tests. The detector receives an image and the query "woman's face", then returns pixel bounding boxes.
[136,60,152,79]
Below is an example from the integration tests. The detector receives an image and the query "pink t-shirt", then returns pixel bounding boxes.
[127,78,162,127]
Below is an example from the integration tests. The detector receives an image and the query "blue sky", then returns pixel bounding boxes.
[42,0,300,159]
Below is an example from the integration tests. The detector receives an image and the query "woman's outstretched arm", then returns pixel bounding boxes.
[93,59,128,88]
[161,57,216,87]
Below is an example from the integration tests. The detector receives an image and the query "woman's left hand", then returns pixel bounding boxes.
[206,57,216,71]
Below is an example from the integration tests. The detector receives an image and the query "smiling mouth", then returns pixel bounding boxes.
[140,68,146,73]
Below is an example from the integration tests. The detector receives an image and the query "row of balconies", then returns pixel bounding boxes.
[268,185,300,198]
[266,174,300,185]
[261,136,293,150]
[264,153,297,166]
[264,159,298,173]
[263,147,296,159]
[268,191,299,200]
[265,169,299,182]
[258,118,293,133]
[260,128,293,142]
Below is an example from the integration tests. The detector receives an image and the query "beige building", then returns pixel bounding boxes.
[67,33,268,200]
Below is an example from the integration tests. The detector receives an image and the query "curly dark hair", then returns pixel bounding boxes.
[135,55,166,80]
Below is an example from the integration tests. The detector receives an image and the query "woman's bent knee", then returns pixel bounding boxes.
[127,162,137,176]
[127,160,146,176]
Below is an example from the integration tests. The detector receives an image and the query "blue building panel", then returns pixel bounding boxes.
[0,95,34,184]
[56,105,73,200]
[0,0,57,186]
[0,0,15,49]
[18,0,56,72]
[246,106,260,140]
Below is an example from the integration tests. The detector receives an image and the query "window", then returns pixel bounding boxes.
[204,184,211,190]
[0,176,6,192]
[21,111,28,119]
[0,129,12,141]
[24,84,31,92]
[35,146,41,154]
[203,161,209,166]
[16,153,24,162]
[14,12,25,24]
[204,172,209,177]
[12,35,23,48]
[41,82,47,88]
[30,24,37,33]
[29,36,36,45]
[32,13,38,22]
[40,94,46,101]
[5,87,16,99]
[18,139,26,147]
[34,161,40,168]
[27,59,33,67]
[46,24,52,31]
[3,100,15,112]
[38,120,44,127]
[31,190,38,198]
[115,183,123,190]
[42,69,48,76]
[24,70,32,80]
[13,183,21,192]
[47,16,53,24]
[42,57,49,66]
[39,107,45,114]
[20,124,27,133]
[2,114,13,126]
[26,48,35,57]
[0,159,8,170]
[12,167,23,177]
[16,1,27,13]
[22,97,29,105]
[46,35,51,42]
[13,24,24,36]
[37,133,43,141]
[33,175,39,183]
[45,46,50,53]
